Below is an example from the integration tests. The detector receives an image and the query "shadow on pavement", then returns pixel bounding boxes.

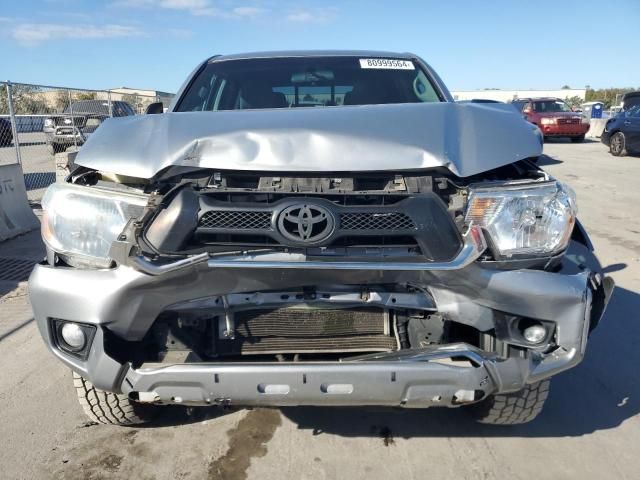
[544,137,599,144]
[0,318,34,342]
[536,154,563,166]
[0,230,44,299]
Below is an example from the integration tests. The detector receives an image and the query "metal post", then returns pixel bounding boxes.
[107,90,113,117]
[5,82,22,166]
[68,89,77,148]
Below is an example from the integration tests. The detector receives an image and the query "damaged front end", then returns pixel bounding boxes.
[29,161,613,411]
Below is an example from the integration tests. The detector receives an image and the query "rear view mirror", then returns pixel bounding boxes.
[145,102,164,115]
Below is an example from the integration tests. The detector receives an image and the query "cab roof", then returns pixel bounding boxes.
[209,50,417,63]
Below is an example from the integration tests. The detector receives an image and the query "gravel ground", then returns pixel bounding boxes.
[0,138,638,480]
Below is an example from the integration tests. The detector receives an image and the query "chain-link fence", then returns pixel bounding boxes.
[1,82,174,202]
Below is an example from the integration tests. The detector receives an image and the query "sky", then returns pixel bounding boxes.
[1,0,639,93]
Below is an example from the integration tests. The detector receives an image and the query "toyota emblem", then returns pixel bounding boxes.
[277,203,335,244]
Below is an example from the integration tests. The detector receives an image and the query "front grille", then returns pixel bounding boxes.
[199,210,272,230]
[217,307,396,355]
[190,194,464,261]
[557,118,580,125]
[340,212,415,230]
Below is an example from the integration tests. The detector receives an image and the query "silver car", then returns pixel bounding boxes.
[29,51,613,426]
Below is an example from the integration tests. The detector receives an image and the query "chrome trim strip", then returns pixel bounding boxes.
[132,252,209,276]
[132,229,485,275]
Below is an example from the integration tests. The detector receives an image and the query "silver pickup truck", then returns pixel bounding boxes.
[29,51,613,426]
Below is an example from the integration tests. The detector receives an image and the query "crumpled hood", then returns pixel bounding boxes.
[75,102,542,179]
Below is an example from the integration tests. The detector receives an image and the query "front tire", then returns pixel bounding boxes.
[609,132,627,156]
[470,380,550,425]
[73,372,158,425]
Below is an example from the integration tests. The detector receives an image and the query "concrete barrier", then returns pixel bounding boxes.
[0,163,40,242]
[587,118,608,139]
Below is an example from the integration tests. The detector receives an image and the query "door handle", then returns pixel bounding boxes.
[623,120,631,126]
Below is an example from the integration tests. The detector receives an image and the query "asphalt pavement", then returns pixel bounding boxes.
[0,138,639,480]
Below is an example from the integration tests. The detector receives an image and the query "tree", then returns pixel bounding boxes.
[565,96,583,109]
[561,85,571,89]
[75,91,97,101]
[0,83,51,114]
[585,87,640,108]
[55,90,71,112]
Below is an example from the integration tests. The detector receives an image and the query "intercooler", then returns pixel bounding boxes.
[217,307,397,355]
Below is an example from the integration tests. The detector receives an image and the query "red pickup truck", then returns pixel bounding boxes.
[512,97,588,142]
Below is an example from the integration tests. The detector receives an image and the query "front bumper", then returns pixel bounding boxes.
[45,131,86,146]
[122,344,529,407]
[29,240,613,408]
[539,123,590,137]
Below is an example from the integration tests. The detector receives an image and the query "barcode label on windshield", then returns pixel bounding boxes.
[359,58,415,70]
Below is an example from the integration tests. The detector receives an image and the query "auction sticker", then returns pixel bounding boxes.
[359,58,415,70]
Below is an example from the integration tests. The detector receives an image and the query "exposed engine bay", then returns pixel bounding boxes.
[55,160,576,368]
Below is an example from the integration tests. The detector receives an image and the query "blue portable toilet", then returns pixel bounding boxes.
[581,101,604,120]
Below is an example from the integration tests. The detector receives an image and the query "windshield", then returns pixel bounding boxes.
[532,100,572,113]
[64,101,134,117]
[175,56,442,112]
[65,101,110,115]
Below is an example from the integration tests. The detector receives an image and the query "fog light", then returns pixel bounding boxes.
[523,324,547,344]
[61,323,86,350]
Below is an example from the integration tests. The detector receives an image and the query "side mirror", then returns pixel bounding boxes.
[523,107,532,114]
[145,102,164,115]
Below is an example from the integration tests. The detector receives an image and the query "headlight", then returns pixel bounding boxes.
[465,181,576,258]
[42,183,147,268]
[540,118,556,125]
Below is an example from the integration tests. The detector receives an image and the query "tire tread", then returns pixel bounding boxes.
[471,380,550,425]
[72,372,154,425]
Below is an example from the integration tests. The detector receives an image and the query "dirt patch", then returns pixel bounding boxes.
[51,429,146,480]
[100,454,124,473]
[207,408,282,480]
[123,430,138,444]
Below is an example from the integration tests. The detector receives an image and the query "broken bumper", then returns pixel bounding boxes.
[29,239,613,408]
[122,344,525,407]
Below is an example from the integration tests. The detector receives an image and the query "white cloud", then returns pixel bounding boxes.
[12,23,143,46]
[111,0,266,18]
[286,7,337,23]
[232,6,265,17]
[110,0,154,6]
[158,0,209,10]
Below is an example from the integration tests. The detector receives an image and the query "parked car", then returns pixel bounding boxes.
[601,104,640,156]
[29,51,613,427]
[0,117,13,147]
[43,100,135,155]
[511,97,589,142]
[457,99,503,104]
